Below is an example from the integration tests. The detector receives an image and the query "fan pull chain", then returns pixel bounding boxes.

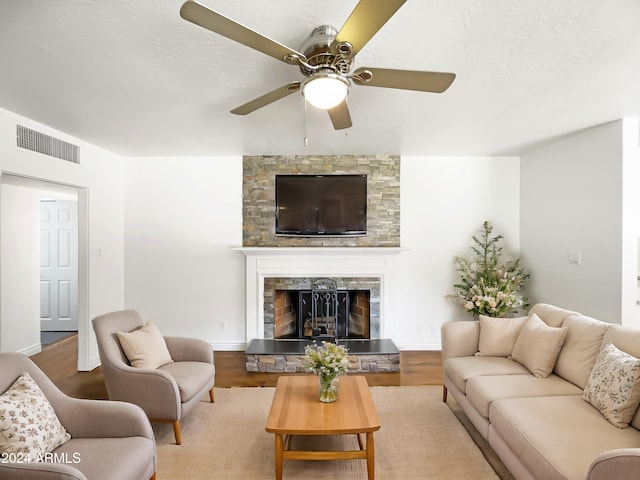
[303,98,309,146]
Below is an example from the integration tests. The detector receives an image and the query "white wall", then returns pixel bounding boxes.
[0,107,125,369]
[5,103,635,353]
[520,120,636,324]
[123,157,245,350]
[122,155,520,351]
[0,184,40,354]
[396,156,521,349]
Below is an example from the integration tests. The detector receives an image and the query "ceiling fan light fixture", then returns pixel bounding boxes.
[302,72,350,109]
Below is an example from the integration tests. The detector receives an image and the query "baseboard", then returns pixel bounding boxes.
[21,343,42,357]
[86,356,101,371]
[394,341,442,351]
[211,342,248,351]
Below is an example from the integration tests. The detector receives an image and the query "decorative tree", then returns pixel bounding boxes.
[449,221,531,317]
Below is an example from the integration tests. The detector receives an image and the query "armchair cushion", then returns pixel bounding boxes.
[117,321,173,370]
[158,362,215,403]
[0,372,70,457]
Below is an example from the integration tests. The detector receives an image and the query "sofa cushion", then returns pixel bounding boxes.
[489,395,640,480]
[528,303,579,328]
[158,361,215,403]
[602,325,640,430]
[0,372,70,457]
[117,321,173,370]
[467,373,582,419]
[583,343,640,428]
[443,356,529,394]
[511,313,568,378]
[476,315,528,357]
[554,314,609,389]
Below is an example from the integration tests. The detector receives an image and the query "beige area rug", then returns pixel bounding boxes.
[153,385,505,480]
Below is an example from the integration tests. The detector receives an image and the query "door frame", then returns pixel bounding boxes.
[0,173,91,371]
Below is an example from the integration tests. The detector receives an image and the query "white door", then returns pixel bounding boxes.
[40,199,78,331]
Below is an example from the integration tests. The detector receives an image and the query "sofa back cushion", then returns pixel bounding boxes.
[554,314,609,388]
[528,303,579,328]
[602,325,640,430]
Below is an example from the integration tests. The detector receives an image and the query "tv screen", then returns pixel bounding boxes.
[275,174,367,236]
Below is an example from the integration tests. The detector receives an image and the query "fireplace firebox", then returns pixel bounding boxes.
[274,286,370,340]
[265,276,380,340]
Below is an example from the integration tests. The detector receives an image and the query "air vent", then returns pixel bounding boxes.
[16,125,80,164]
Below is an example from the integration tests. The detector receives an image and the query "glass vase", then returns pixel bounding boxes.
[317,374,339,403]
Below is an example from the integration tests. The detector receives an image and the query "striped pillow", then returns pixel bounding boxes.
[476,315,528,357]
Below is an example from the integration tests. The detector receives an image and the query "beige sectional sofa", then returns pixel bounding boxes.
[441,303,640,480]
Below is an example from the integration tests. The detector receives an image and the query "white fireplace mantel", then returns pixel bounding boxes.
[234,247,407,343]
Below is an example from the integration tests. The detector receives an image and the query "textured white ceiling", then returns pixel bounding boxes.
[1,0,639,157]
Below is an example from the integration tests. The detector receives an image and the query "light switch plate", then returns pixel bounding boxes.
[568,251,581,264]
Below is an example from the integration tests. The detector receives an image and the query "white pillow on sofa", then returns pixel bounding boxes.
[0,372,71,457]
[476,315,528,357]
[117,321,173,370]
[583,342,640,428]
[511,313,568,378]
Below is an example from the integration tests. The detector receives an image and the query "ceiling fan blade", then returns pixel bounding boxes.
[180,1,305,64]
[331,0,406,56]
[327,101,352,130]
[353,67,456,93]
[231,82,301,115]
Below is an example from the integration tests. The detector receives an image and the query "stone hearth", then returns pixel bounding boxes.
[245,339,400,373]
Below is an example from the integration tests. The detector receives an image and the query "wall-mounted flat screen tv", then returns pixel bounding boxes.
[275,174,367,236]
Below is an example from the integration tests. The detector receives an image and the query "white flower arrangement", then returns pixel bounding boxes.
[304,341,349,378]
[448,221,531,318]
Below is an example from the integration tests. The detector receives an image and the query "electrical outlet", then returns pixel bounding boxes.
[431,325,439,336]
[219,320,226,332]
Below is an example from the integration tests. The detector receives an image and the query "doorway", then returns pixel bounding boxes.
[0,173,88,369]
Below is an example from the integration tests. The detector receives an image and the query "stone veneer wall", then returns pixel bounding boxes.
[243,155,400,247]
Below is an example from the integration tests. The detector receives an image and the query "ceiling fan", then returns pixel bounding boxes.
[179,0,456,130]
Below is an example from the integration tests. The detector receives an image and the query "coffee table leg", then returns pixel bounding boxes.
[366,432,375,480]
[275,434,283,480]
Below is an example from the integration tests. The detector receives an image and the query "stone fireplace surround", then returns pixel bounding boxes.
[237,247,405,373]
[238,156,404,372]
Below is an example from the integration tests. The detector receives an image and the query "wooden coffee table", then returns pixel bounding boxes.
[266,375,380,480]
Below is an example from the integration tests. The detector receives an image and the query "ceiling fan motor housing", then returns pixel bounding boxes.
[297,25,352,76]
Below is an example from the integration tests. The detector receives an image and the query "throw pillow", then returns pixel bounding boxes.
[476,315,528,357]
[0,372,71,457]
[511,313,568,378]
[583,343,640,428]
[117,321,174,370]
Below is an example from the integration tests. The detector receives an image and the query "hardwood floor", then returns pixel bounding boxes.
[30,334,443,400]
